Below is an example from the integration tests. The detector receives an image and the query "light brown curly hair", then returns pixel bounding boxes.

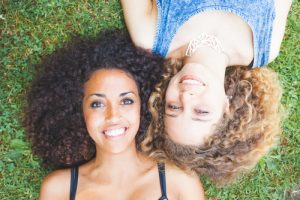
[142,58,283,185]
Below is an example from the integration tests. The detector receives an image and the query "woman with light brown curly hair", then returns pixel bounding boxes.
[143,59,283,184]
[120,0,291,184]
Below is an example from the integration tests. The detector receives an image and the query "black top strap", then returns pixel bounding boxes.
[158,163,168,200]
[69,164,167,200]
[248,58,254,67]
[70,165,78,200]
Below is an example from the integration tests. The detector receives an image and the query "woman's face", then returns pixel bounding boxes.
[164,63,228,145]
[83,69,141,154]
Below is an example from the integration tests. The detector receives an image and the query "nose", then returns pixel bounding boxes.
[106,103,121,123]
[180,90,195,103]
[179,80,208,103]
[180,84,205,99]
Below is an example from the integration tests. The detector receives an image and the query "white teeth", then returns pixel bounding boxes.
[104,128,125,137]
[182,79,201,85]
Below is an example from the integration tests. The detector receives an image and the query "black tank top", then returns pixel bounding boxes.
[70,163,168,200]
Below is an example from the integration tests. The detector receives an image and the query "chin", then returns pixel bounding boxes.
[103,142,137,155]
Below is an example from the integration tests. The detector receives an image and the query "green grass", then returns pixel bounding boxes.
[0,1,299,199]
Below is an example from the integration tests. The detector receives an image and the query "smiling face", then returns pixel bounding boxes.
[164,63,228,145]
[83,69,141,154]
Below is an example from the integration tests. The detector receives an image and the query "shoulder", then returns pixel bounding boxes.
[39,168,70,200]
[165,163,205,200]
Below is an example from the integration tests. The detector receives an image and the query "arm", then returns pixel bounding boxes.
[268,0,293,63]
[39,170,69,200]
[120,0,157,49]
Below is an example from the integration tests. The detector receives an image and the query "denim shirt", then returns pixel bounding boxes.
[152,0,276,67]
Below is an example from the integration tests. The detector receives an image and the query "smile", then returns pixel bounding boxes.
[179,75,206,86]
[103,127,127,137]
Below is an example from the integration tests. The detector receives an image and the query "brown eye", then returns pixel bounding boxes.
[90,101,104,108]
[194,109,209,115]
[121,98,134,105]
[167,104,181,111]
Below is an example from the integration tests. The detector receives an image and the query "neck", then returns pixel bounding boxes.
[87,144,153,182]
[94,144,142,167]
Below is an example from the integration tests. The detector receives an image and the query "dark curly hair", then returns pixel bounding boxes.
[142,58,283,185]
[24,29,164,168]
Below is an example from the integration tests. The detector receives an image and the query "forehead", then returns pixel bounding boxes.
[164,114,218,145]
[84,69,138,92]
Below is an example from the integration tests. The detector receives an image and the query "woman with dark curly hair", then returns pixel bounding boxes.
[24,30,204,199]
[120,0,291,184]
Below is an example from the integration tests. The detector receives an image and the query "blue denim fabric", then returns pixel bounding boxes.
[152,0,276,67]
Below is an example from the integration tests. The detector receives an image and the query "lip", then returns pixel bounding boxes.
[179,75,206,86]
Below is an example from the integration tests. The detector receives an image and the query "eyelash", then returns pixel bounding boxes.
[90,98,134,108]
[121,98,134,105]
[167,104,181,111]
[90,101,104,108]
[194,109,209,115]
[168,105,208,115]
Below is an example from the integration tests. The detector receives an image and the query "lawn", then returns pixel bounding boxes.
[0,1,299,199]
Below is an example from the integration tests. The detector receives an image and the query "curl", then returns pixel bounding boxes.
[24,29,164,168]
[143,60,283,184]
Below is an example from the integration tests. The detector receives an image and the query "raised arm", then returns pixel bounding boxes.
[120,0,157,49]
[269,0,293,63]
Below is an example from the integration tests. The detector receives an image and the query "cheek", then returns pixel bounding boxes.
[84,111,104,132]
[165,86,178,102]
[204,86,226,107]
[165,76,178,97]
[210,83,226,99]
[126,106,141,127]
[210,93,227,114]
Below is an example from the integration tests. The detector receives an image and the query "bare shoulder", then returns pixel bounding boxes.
[165,163,205,200]
[269,0,292,63]
[39,168,70,200]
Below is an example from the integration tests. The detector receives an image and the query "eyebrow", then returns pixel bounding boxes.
[165,113,178,118]
[89,93,105,98]
[191,118,204,121]
[88,91,135,98]
[120,91,135,96]
[165,113,206,122]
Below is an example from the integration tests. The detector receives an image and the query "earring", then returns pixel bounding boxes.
[227,95,233,100]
